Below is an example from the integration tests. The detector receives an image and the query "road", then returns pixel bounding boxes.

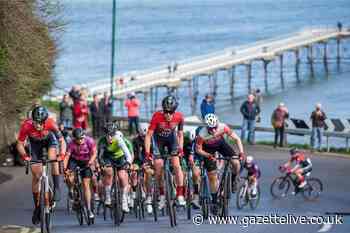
[0,145,349,233]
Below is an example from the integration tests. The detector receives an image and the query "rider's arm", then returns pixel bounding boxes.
[195,137,212,159]
[16,122,29,158]
[114,131,132,164]
[227,127,244,154]
[97,142,106,166]
[145,129,154,157]
[177,115,184,152]
[88,140,97,166]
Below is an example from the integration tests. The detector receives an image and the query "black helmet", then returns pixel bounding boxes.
[104,122,118,136]
[161,95,178,113]
[72,128,85,140]
[32,106,49,123]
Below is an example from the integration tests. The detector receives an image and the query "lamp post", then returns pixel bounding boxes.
[110,0,117,97]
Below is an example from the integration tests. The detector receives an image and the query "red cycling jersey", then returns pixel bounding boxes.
[148,111,184,138]
[17,118,62,143]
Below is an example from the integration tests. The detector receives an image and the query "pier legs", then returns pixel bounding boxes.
[263,60,270,93]
[188,79,195,115]
[294,49,300,82]
[229,66,236,103]
[323,42,329,74]
[154,86,159,110]
[246,63,252,94]
[213,72,218,97]
[193,77,199,115]
[208,74,213,95]
[279,54,285,89]
[336,38,341,70]
[307,45,315,78]
[144,92,149,118]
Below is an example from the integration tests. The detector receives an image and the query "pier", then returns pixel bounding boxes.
[49,27,350,114]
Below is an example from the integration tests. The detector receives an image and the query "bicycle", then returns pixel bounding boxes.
[132,167,146,220]
[102,163,124,226]
[25,158,62,233]
[270,167,323,201]
[216,156,235,217]
[71,166,95,225]
[236,176,260,210]
[185,162,193,220]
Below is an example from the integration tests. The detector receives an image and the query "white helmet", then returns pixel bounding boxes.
[246,156,254,165]
[204,113,218,128]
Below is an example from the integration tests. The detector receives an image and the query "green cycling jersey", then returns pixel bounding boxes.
[98,131,133,162]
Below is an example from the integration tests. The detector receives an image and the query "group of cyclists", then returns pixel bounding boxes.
[16,95,313,226]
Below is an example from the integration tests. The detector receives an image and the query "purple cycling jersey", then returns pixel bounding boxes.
[244,163,261,178]
[67,136,96,161]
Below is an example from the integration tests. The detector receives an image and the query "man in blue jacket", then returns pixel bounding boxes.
[200,94,215,119]
[240,94,260,144]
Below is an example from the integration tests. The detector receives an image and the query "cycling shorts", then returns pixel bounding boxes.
[152,133,179,159]
[28,132,58,160]
[67,158,92,178]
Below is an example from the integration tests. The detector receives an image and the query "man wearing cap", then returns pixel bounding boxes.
[125,92,141,135]
[271,103,289,148]
[310,103,327,152]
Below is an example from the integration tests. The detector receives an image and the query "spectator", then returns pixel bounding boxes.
[310,103,327,152]
[271,103,289,148]
[69,85,81,102]
[101,92,113,124]
[124,92,140,135]
[59,94,73,129]
[90,93,103,138]
[58,122,71,144]
[200,94,215,119]
[73,93,89,130]
[252,88,263,122]
[337,21,342,32]
[240,94,260,144]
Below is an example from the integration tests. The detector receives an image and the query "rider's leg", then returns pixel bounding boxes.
[48,146,61,201]
[295,169,306,188]
[130,165,138,198]
[248,176,257,196]
[192,164,201,207]
[82,177,92,211]
[103,167,113,205]
[154,158,164,195]
[171,156,185,199]
[208,170,218,203]
[118,169,130,212]
[31,164,43,224]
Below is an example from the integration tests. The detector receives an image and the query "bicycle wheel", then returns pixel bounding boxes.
[270,176,290,198]
[186,172,192,220]
[135,182,143,220]
[79,186,90,225]
[249,185,260,210]
[236,183,248,210]
[302,178,323,201]
[165,170,176,227]
[222,174,229,217]
[112,182,122,226]
[40,179,46,233]
[200,176,209,220]
[152,181,158,222]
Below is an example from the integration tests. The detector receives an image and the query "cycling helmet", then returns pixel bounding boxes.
[162,95,178,113]
[190,131,196,141]
[246,156,254,166]
[31,106,49,123]
[72,128,85,140]
[104,122,118,136]
[204,113,218,128]
[289,147,298,156]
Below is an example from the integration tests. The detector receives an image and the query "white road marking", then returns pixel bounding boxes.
[19,227,30,233]
[318,223,333,232]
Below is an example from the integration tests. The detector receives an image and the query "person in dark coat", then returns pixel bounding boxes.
[100,92,113,124]
[90,94,103,138]
[59,94,73,129]
[240,94,260,144]
[200,94,215,119]
[310,103,327,152]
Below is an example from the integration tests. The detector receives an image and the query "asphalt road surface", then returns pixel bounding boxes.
[0,146,349,233]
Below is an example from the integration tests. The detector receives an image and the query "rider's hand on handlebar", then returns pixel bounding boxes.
[145,152,153,163]
[178,148,184,158]
[239,152,246,161]
[22,154,32,162]
[207,154,216,161]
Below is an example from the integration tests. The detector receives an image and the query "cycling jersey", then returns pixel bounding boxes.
[98,131,132,163]
[132,135,145,165]
[67,136,96,161]
[196,123,232,148]
[291,152,312,168]
[18,118,62,143]
[148,111,184,138]
[244,163,261,178]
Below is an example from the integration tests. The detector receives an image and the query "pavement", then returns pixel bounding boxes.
[0,145,349,233]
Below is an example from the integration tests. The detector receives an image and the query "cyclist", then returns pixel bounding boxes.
[183,131,201,209]
[17,106,66,225]
[63,128,97,220]
[243,156,261,198]
[281,148,312,188]
[196,113,245,214]
[98,122,133,213]
[144,95,186,209]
